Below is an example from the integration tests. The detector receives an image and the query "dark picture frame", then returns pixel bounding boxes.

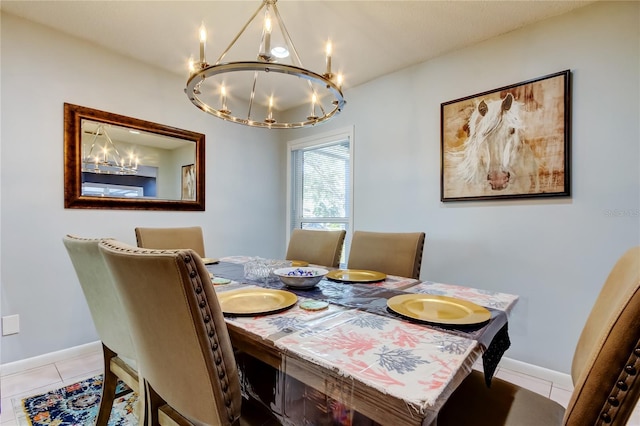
[181,164,196,201]
[440,70,571,202]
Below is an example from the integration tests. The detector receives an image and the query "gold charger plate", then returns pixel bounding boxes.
[218,288,297,316]
[290,260,309,267]
[202,257,220,265]
[326,269,387,283]
[387,294,491,326]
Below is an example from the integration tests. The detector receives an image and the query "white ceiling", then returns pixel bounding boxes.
[2,0,596,111]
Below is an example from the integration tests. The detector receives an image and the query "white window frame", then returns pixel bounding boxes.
[286,126,354,258]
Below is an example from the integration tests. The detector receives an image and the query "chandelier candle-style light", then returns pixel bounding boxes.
[185,0,346,129]
[81,123,139,175]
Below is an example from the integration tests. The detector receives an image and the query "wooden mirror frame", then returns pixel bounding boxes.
[64,103,205,210]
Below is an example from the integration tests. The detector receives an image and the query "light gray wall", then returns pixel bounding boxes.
[0,13,285,363]
[284,1,639,373]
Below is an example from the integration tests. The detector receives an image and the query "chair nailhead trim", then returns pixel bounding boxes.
[180,252,236,423]
[599,337,640,426]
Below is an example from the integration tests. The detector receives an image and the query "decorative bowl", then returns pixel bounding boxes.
[273,267,329,289]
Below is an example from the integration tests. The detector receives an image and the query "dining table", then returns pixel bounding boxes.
[206,256,519,426]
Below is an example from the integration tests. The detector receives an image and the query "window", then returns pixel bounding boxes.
[81,183,144,198]
[287,127,354,264]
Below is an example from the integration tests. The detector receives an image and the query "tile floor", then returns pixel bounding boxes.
[1,348,639,425]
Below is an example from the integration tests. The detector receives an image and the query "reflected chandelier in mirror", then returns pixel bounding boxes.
[64,103,205,210]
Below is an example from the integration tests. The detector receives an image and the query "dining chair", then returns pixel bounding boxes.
[62,235,140,426]
[285,229,346,268]
[134,226,206,257]
[437,246,640,426]
[346,231,426,279]
[99,240,277,426]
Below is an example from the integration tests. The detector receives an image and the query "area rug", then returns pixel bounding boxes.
[15,374,138,426]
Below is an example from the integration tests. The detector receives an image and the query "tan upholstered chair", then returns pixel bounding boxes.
[99,240,251,426]
[346,231,426,279]
[437,246,640,426]
[62,235,140,426]
[134,226,206,257]
[285,229,346,268]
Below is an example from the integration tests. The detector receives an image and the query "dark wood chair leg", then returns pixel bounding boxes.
[145,379,164,426]
[95,343,118,426]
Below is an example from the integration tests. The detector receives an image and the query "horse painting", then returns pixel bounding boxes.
[452,93,539,194]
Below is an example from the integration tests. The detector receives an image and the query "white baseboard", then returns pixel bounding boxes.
[500,356,573,390]
[0,341,102,377]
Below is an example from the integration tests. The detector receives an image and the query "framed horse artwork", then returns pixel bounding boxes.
[440,70,571,202]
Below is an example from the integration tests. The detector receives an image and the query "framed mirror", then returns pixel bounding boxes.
[64,103,205,210]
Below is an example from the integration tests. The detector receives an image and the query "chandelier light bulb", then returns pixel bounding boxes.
[265,95,276,124]
[220,85,230,114]
[307,93,319,120]
[199,23,207,63]
[325,40,332,77]
[264,17,272,53]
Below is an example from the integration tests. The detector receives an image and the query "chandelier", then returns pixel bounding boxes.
[81,123,139,175]
[185,0,346,129]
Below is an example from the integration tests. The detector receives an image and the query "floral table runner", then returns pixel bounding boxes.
[209,261,518,391]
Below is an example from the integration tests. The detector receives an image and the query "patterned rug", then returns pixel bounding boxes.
[15,374,138,426]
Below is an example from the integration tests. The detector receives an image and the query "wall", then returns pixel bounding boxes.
[284,1,639,373]
[0,13,285,363]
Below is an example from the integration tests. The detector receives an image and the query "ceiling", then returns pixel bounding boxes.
[2,1,596,111]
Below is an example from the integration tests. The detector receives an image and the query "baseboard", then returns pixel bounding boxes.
[0,340,102,377]
[500,356,573,390]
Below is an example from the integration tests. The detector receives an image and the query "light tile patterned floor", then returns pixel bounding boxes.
[1,348,639,425]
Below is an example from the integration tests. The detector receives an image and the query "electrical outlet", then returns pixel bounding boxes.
[2,315,20,336]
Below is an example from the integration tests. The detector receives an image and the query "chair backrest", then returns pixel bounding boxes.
[286,229,346,268]
[134,226,206,257]
[347,231,425,279]
[62,235,137,363]
[566,246,640,425]
[99,240,241,426]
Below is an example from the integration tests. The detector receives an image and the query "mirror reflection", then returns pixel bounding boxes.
[80,119,196,200]
[64,103,205,210]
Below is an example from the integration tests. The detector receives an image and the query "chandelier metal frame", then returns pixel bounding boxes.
[185,0,346,129]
